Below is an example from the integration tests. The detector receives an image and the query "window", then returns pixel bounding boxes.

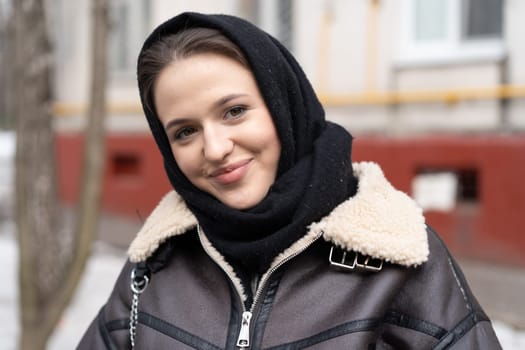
[276,0,293,51]
[112,153,141,177]
[109,0,150,75]
[398,0,505,65]
[256,0,294,51]
[462,0,503,39]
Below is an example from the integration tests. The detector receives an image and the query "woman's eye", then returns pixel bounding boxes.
[173,126,197,141]
[225,106,246,120]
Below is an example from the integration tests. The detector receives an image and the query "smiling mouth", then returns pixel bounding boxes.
[209,159,252,184]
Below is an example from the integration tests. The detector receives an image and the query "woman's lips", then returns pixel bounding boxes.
[209,159,252,185]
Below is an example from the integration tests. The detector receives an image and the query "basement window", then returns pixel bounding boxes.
[112,153,140,177]
[412,167,479,211]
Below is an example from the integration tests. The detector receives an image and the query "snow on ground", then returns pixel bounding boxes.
[0,224,126,349]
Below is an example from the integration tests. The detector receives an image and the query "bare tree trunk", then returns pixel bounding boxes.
[14,0,109,348]
[14,0,61,347]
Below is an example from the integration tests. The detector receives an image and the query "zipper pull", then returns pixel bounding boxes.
[236,311,252,348]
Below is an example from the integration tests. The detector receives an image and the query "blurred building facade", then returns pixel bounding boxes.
[53,0,525,265]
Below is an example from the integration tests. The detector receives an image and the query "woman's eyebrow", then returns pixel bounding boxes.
[212,93,248,110]
[164,118,192,131]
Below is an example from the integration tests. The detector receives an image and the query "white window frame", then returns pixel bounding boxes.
[396,0,506,67]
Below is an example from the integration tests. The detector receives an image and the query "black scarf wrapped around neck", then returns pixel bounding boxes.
[138,12,358,274]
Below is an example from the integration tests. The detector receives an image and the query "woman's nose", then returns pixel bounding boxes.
[202,126,234,162]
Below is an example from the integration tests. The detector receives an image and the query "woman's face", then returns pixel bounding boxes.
[154,53,281,210]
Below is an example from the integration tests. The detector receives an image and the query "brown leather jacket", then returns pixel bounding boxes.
[78,163,501,349]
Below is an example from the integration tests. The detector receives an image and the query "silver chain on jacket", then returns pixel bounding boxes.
[129,268,149,349]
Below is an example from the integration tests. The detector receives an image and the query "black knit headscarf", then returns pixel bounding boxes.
[138,12,358,274]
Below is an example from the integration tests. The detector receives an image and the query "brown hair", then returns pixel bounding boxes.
[137,27,249,116]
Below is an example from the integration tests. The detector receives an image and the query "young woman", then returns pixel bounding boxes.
[78,12,501,349]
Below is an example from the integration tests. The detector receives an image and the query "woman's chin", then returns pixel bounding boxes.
[217,191,267,210]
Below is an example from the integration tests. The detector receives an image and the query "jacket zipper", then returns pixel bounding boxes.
[198,226,323,349]
[236,311,252,347]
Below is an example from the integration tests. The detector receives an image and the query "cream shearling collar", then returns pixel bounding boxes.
[128,162,428,266]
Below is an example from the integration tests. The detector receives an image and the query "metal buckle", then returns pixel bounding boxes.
[329,246,383,272]
[131,268,150,294]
